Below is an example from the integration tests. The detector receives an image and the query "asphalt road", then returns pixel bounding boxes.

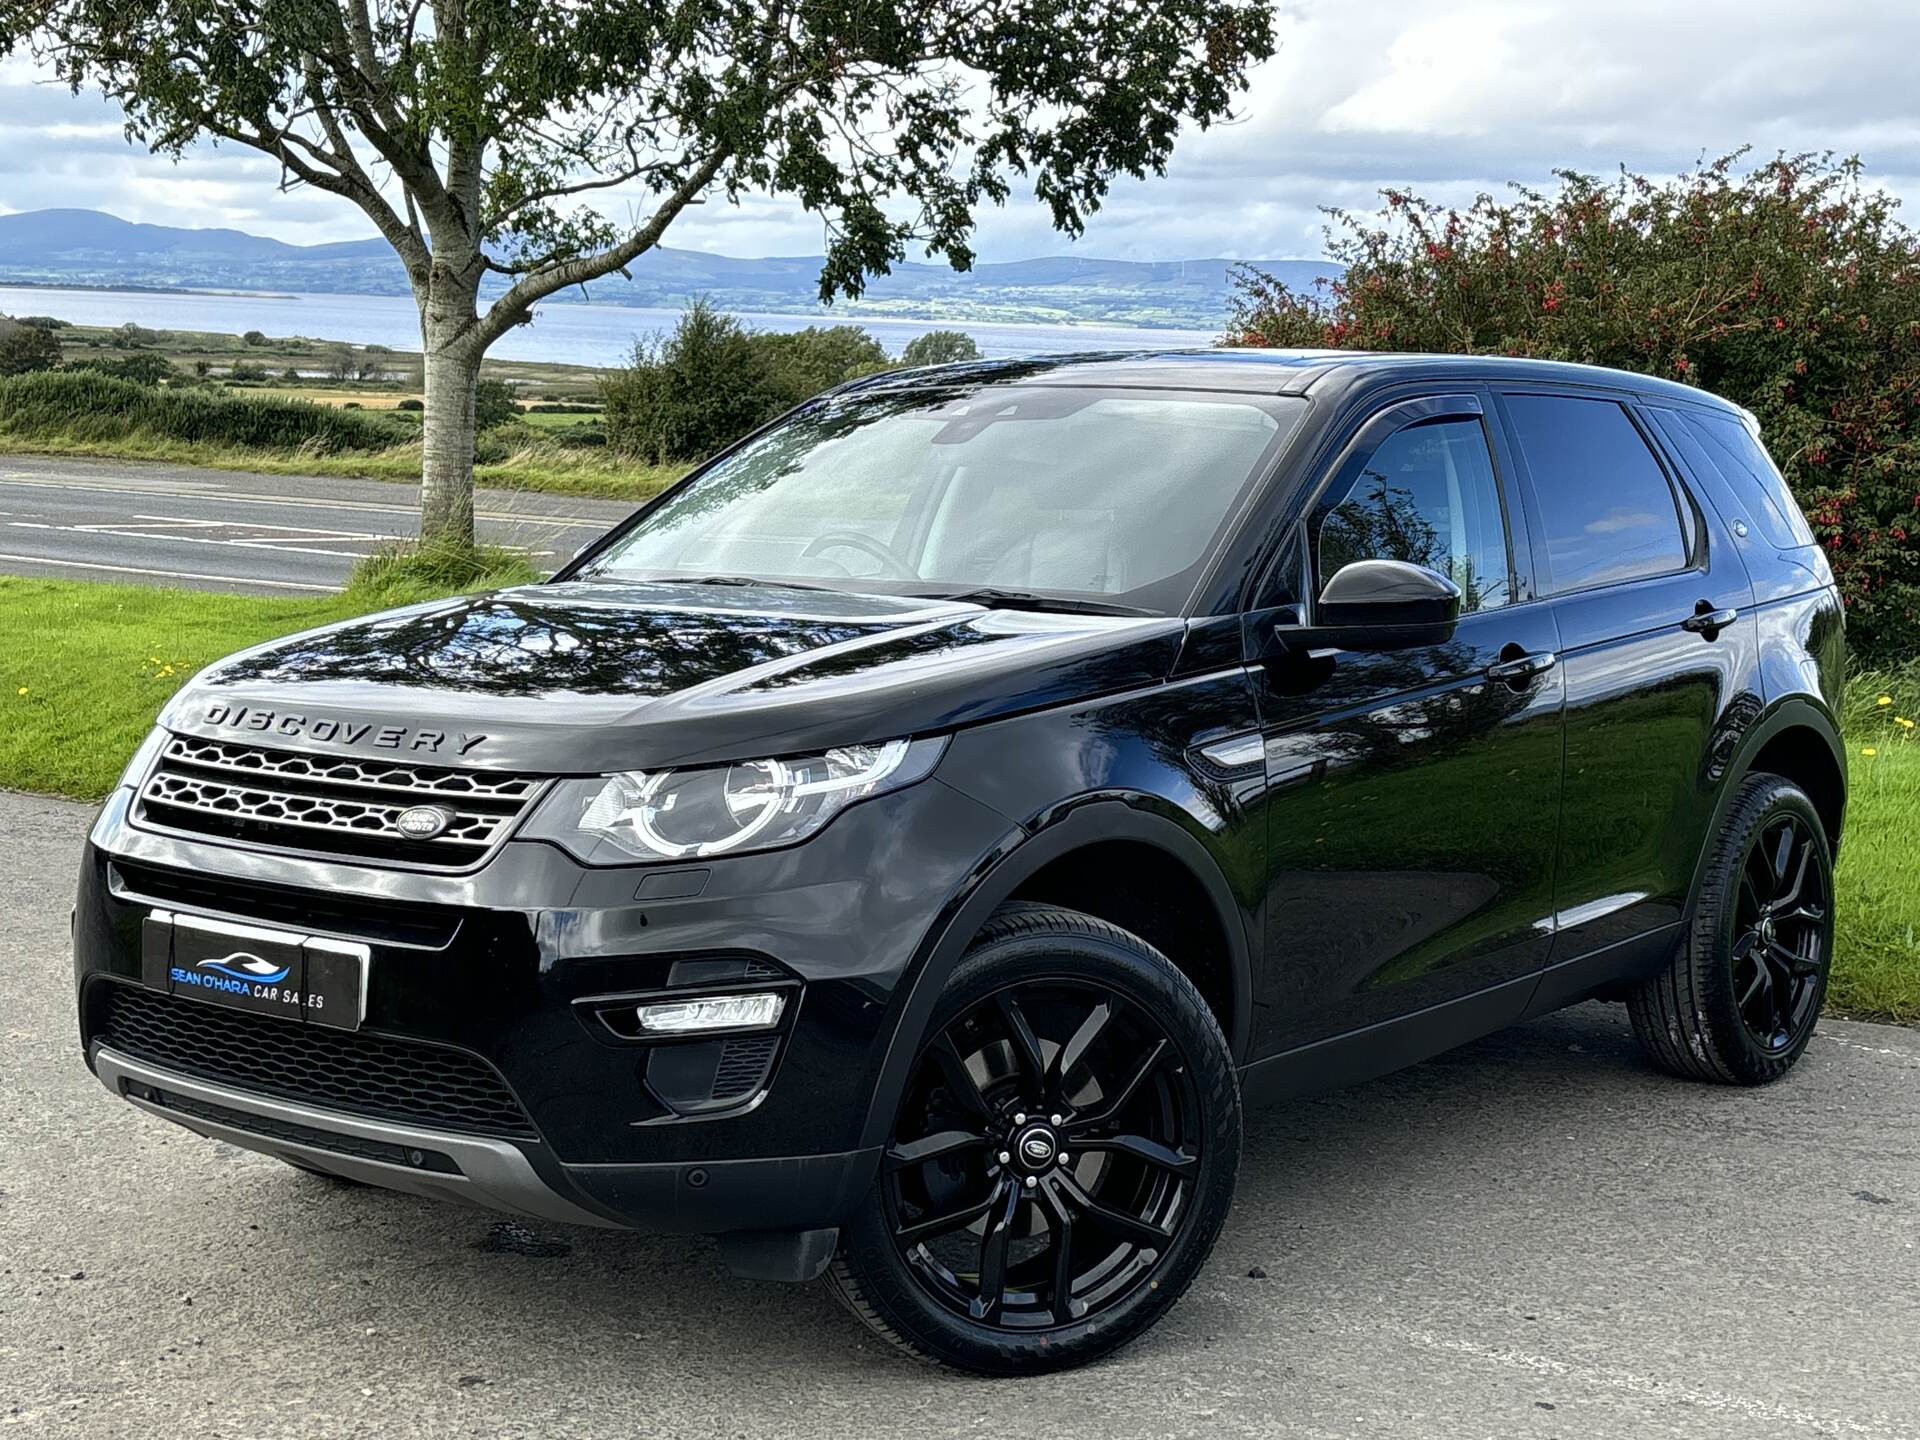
[0,454,640,594]
[4,790,1918,1438]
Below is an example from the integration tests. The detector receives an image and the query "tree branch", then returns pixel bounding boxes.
[468,149,730,353]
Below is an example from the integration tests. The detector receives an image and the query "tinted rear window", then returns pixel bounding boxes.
[1660,408,1815,549]
[1504,395,1689,592]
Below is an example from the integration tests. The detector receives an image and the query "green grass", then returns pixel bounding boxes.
[1,573,1914,1023]
[1828,663,1920,1022]
[0,555,536,798]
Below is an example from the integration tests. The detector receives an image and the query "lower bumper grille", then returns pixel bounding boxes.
[95,982,535,1138]
[128,1081,462,1174]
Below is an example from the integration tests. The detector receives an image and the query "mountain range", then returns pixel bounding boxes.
[0,208,1340,329]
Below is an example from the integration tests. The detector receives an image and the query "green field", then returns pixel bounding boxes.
[0,317,661,498]
[1,573,1913,1023]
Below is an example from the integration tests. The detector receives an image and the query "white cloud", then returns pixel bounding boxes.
[4,0,1920,261]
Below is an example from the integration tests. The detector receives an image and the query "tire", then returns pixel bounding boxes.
[829,903,1241,1375]
[1627,774,1834,1085]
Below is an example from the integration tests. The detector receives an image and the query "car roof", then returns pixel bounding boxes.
[843,348,1748,418]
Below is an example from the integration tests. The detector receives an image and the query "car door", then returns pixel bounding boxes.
[1491,388,1758,966]
[1247,391,1566,1057]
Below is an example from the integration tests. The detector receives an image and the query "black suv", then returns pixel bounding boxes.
[75,351,1846,1374]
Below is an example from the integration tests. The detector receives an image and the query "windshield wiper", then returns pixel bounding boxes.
[928,587,1156,618]
[677,575,842,594]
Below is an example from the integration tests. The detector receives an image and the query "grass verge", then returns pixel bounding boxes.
[1,574,1913,1022]
[0,552,535,798]
[1828,663,1920,1022]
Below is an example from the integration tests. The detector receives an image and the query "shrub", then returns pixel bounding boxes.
[901,329,982,366]
[760,323,891,398]
[110,321,161,349]
[242,329,268,346]
[1223,150,1920,659]
[396,397,424,411]
[228,360,268,383]
[0,323,63,376]
[600,301,895,463]
[65,352,176,385]
[473,377,520,429]
[0,370,406,453]
[601,299,790,463]
[17,315,71,331]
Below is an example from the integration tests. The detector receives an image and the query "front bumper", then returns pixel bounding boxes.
[76,772,1019,1236]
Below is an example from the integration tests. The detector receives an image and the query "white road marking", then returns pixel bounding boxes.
[0,474,615,527]
[7,520,375,560]
[1406,1331,1902,1436]
[0,551,338,592]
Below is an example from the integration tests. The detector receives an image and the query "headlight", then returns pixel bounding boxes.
[522,736,945,864]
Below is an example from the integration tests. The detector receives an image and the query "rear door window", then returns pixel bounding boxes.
[1503,394,1690,592]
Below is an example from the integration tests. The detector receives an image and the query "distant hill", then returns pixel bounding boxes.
[0,208,1339,329]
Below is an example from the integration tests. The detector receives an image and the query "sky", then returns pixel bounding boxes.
[2,0,1918,264]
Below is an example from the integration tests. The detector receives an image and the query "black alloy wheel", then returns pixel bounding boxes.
[1729,812,1829,1053]
[1629,774,1835,1084]
[830,904,1241,1373]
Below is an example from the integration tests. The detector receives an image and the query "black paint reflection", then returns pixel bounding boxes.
[213,589,876,699]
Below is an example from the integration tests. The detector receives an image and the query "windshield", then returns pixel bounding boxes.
[579,385,1305,614]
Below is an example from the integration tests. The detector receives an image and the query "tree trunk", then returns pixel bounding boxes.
[419,341,480,551]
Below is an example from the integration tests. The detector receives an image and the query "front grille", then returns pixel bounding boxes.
[98,982,535,1138]
[136,736,544,868]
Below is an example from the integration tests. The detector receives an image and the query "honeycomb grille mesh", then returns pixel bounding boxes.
[99,983,535,1137]
[137,736,542,867]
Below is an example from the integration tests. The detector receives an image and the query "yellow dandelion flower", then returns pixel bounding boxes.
[1877,695,1894,706]
[15,686,25,696]
[1861,746,1878,757]
[1899,717,1916,729]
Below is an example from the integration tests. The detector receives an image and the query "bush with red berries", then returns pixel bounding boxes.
[1224,151,1920,659]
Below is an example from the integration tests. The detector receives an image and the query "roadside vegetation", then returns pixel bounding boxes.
[1,570,1913,1023]
[0,308,982,497]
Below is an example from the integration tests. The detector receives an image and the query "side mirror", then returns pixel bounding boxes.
[1268,559,1462,655]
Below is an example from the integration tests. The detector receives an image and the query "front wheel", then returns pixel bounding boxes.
[829,904,1241,1374]
[1628,774,1835,1084]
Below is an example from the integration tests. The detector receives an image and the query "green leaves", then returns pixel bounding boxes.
[13,0,1274,308]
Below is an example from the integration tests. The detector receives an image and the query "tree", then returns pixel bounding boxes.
[0,320,62,376]
[7,1,1274,553]
[601,300,787,464]
[1224,151,1920,658]
[472,378,520,430]
[901,329,982,366]
[761,324,891,397]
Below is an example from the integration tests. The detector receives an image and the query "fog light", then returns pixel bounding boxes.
[635,992,785,1034]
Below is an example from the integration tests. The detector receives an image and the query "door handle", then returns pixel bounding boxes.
[1486,650,1558,682]
[1681,605,1739,636]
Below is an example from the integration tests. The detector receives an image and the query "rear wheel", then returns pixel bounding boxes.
[1628,774,1834,1084]
[829,904,1241,1374]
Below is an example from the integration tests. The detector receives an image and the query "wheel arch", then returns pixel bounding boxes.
[856,797,1255,1151]
[1685,694,1847,921]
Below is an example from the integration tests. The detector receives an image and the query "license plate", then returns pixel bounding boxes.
[141,910,368,1031]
